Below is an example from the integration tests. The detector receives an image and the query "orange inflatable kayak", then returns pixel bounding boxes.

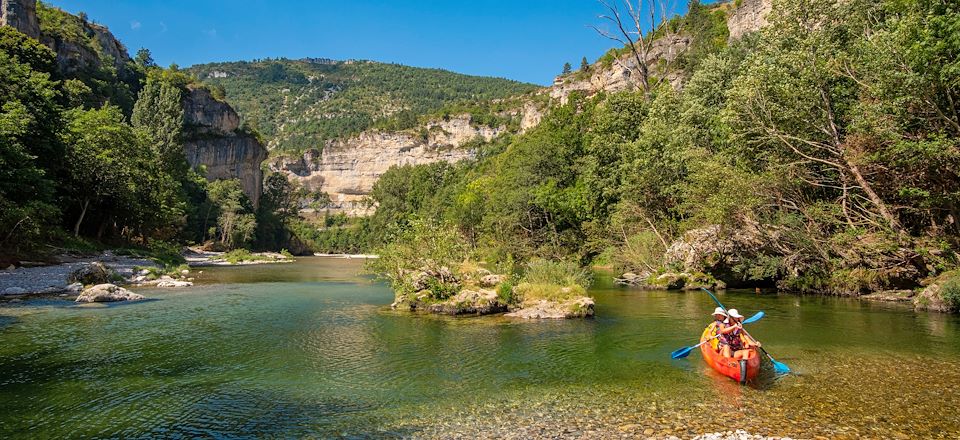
[700,323,760,384]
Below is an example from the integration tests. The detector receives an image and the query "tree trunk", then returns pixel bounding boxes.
[845,159,905,235]
[73,199,89,237]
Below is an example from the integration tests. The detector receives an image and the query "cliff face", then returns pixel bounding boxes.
[182,86,268,207]
[727,0,772,40]
[272,115,501,215]
[1,0,38,38]
[549,35,691,104]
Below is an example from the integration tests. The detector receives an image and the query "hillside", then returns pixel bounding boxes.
[307,0,960,312]
[186,59,539,151]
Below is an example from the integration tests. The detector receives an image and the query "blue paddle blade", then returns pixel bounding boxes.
[743,311,765,324]
[670,346,694,359]
[771,359,791,375]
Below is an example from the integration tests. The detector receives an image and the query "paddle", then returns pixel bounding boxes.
[698,288,791,375]
[670,311,765,360]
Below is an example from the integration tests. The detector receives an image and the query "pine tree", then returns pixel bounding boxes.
[562,62,572,75]
[580,57,590,71]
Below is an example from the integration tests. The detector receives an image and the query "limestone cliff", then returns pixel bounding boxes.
[182,86,268,207]
[1,0,38,39]
[549,35,691,104]
[727,0,772,40]
[271,115,501,215]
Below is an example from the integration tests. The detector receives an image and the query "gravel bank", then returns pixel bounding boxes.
[0,252,157,297]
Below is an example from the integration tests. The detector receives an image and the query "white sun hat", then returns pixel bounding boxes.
[712,307,727,317]
[727,308,744,319]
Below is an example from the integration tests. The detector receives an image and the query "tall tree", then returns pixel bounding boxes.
[562,62,572,75]
[132,74,188,180]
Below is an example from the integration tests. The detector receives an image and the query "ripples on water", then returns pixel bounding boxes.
[1,258,959,438]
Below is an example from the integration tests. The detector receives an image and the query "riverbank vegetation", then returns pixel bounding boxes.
[0,4,305,266]
[345,0,959,309]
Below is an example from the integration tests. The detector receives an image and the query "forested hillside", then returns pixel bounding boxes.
[321,0,960,311]
[186,59,539,151]
[0,2,302,263]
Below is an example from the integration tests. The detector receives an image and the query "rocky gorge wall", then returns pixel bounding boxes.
[1,0,38,39]
[182,86,268,207]
[727,0,773,40]
[272,115,501,215]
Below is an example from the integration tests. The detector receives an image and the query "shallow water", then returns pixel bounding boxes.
[1,257,958,438]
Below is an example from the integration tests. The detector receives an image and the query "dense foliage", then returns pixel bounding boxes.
[346,0,960,297]
[0,6,304,260]
[186,59,539,151]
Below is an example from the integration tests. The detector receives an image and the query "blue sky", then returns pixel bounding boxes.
[49,1,714,85]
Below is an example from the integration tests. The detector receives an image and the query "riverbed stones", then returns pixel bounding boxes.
[2,287,27,295]
[75,284,144,303]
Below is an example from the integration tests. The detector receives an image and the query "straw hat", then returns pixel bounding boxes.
[712,307,727,317]
[727,308,743,319]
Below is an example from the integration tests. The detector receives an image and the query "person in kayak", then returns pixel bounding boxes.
[718,309,758,359]
[709,307,728,352]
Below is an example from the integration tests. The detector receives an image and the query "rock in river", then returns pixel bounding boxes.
[75,284,144,303]
[67,262,113,285]
[156,280,193,288]
[506,297,595,319]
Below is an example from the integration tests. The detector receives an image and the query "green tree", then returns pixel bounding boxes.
[0,32,62,252]
[207,179,257,249]
[580,57,590,72]
[562,62,572,75]
[134,48,156,68]
[132,74,188,180]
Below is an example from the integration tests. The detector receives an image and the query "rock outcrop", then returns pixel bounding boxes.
[183,86,268,207]
[914,272,959,313]
[549,34,691,104]
[272,114,501,215]
[67,262,113,285]
[75,284,144,303]
[727,0,772,40]
[505,297,595,319]
[1,0,38,39]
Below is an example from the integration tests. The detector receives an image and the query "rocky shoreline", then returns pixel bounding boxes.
[0,249,298,302]
[184,249,295,267]
[613,269,949,312]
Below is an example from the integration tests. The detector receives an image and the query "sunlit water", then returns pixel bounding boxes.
[1,258,959,438]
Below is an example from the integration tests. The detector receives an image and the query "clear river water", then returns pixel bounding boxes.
[1,257,959,439]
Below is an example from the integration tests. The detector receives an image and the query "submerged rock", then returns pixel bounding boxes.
[75,284,144,303]
[506,297,595,319]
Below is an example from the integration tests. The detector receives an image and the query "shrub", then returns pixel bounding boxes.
[224,249,258,264]
[368,219,471,297]
[942,275,960,312]
[521,258,593,289]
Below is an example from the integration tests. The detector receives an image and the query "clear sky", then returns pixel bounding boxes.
[48,1,713,85]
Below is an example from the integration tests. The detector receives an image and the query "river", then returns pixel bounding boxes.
[1,257,958,438]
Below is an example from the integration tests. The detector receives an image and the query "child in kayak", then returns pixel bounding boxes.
[709,307,728,352]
